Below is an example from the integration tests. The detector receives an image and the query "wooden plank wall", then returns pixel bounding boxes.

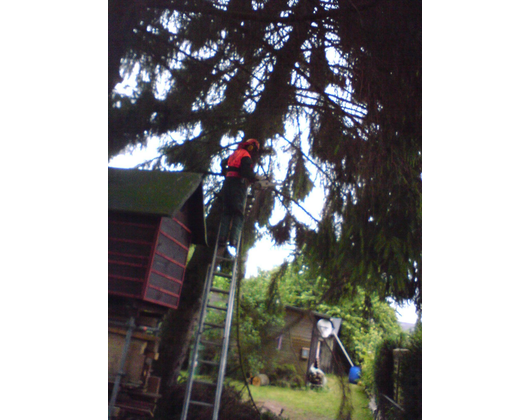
[108,211,159,299]
[143,213,190,309]
[258,309,336,376]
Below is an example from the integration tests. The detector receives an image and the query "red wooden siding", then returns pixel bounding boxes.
[108,212,159,299]
[108,211,191,309]
[143,214,190,309]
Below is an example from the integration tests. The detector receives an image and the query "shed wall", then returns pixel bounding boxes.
[108,210,192,309]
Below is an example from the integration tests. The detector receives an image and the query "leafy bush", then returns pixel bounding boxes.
[268,364,305,389]
[373,338,399,402]
[370,323,422,420]
[400,324,421,419]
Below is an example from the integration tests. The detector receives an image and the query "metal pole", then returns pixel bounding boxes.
[332,332,354,368]
[381,394,406,412]
[109,316,135,419]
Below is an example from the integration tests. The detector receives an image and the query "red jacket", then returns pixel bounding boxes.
[225,147,256,180]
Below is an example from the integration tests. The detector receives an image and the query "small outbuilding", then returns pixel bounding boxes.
[108,167,207,310]
[108,167,207,418]
[263,306,343,378]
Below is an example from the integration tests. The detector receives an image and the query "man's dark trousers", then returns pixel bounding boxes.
[219,177,247,246]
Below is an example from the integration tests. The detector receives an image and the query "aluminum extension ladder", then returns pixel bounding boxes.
[180,193,252,420]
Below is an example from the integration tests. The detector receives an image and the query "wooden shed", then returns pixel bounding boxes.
[262,306,342,377]
[108,167,207,418]
[108,167,207,310]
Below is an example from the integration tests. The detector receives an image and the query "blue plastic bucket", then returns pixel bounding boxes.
[348,366,361,384]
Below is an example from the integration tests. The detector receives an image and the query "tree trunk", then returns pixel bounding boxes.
[153,244,213,391]
[152,202,223,417]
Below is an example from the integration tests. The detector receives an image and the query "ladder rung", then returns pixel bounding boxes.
[182,222,244,419]
[194,379,217,387]
[214,271,232,279]
[203,322,224,329]
[200,340,223,347]
[190,400,214,408]
[210,287,229,295]
[206,305,228,312]
[198,359,220,366]
[215,255,234,262]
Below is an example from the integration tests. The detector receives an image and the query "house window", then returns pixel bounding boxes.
[300,347,310,360]
[276,334,283,350]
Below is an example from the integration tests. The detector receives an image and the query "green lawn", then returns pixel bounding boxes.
[227,375,373,420]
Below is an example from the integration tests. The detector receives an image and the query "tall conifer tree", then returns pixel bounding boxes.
[109,0,421,395]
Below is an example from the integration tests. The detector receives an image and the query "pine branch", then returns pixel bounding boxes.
[144,0,379,24]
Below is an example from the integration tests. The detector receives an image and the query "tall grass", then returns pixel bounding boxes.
[228,375,373,420]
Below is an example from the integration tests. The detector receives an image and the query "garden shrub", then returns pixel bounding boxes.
[268,364,305,388]
[371,324,422,420]
[400,325,421,420]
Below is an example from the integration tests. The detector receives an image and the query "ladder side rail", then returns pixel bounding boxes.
[181,225,225,420]
[211,194,248,420]
[212,245,239,420]
[183,192,252,420]
[180,263,215,420]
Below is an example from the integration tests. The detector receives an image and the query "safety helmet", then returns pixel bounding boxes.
[242,138,260,152]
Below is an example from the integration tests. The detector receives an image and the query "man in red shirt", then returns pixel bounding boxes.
[218,138,263,249]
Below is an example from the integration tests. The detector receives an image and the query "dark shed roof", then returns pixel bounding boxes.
[108,167,207,245]
[284,305,342,335]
